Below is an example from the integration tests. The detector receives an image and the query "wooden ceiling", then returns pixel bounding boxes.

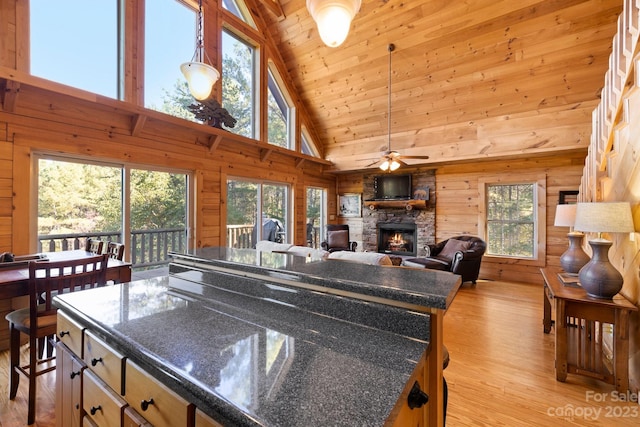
[256,0,622,172]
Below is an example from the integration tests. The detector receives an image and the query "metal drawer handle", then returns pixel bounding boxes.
[140,398,155,411]
[59,330,70,337]
[70,371,80,379]
[407,381,429,409]
[90,405,102,415]
[91,357,103,367]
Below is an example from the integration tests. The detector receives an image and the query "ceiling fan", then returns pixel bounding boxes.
[367,43,430,171]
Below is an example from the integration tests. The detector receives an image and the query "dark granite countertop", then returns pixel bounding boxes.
[54,249,460,426]
[170,247,461,311]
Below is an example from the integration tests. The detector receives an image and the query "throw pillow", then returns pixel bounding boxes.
[328,230,349,248]
[438,239,472,260]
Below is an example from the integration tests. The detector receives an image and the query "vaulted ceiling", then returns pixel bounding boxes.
[256,0,622,172]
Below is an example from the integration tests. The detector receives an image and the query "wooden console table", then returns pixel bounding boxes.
[541,267,637,392]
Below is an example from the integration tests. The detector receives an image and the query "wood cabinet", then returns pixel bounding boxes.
[83,369,127,426]
[55,343,84,427]
[57,312,196,427]
[125,360,195,427]
[195,409,224,427]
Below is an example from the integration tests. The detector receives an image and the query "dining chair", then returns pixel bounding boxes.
[85,238,104,255]
[105,241,125,260]
[5,253,108,425]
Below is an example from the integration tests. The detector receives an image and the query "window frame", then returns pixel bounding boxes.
[478,173,546,267]
[267,63,295,149]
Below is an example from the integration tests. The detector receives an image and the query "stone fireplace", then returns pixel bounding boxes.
[377,223,417,256]
[362,169,436,257]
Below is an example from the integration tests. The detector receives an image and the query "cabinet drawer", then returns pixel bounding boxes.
[195,409,224,427]
[123,407,153,427]
[83,370,127,427]
[84,330,125,395]
[125,360,194,427]
[57,311,84,357]
[82,415,98,427]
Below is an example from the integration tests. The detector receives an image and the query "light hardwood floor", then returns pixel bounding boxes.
[0,279,638,426]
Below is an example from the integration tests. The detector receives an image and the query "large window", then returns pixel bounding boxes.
[222,30,257,138]
[30,0,119,98]
[226,179,290,248]
[306,187,327,249]
[36,156,191,269]
[267,66,294,149]
[479,175,546,264]
[144,0,195,117]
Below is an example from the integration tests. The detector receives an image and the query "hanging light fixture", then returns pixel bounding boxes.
[380,43,401,172]
[306,0,361,48]
[180,0,220,100]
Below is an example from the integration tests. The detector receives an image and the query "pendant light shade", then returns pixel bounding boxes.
[181,0,219,100]
[181,62,220,100]
[306,0,361,48]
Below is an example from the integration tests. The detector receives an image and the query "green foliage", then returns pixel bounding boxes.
[486,184,535,257]
[38,159,186,236]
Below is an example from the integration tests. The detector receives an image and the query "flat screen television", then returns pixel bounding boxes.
[374,174,412,200]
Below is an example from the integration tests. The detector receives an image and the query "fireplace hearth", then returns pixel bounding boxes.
[377,223,417,256]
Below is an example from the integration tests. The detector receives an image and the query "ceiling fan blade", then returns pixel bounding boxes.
[400,155,430,160]
[364,159,381,167]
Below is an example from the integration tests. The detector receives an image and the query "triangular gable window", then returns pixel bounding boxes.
[222,0,256,29]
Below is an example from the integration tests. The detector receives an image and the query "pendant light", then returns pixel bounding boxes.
[307,0,361,48]
[181,0,220,100]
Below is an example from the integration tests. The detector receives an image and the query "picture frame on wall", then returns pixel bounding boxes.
[338,193,362,217]
[559,190,579,204]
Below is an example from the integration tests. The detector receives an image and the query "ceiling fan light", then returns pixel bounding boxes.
[389,160,401,171]
[180,61,220,100]
[307,0,361,48]
[379,160,390,171]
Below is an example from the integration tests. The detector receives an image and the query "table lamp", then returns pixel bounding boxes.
[554,204,589,274]
[573,202,634,298]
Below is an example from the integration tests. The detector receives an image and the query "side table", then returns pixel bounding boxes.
[541,267,637,392]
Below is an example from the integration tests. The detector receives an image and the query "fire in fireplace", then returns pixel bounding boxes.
[377,223,417,256]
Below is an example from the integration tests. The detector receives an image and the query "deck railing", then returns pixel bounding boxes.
[38,225,322,267]
[38,228,185,268]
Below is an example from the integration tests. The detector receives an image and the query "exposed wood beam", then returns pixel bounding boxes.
[208,134,223,152]
[1,79,19,112]
[131,114,147,137]
[257,0,284,18]
[260,148,273,162]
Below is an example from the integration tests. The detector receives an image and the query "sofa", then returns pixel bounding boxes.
[402,235,486,284]
[254,241,393,265]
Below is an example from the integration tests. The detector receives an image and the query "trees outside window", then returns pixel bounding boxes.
[486,183,535,257]
[37,156,190,267]
[226,179,289,248]
[479,174,546,264]
[222,30,256,138]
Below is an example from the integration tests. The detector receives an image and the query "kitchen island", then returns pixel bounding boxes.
[54,247,461,426]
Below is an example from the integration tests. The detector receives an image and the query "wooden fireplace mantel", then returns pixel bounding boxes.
[365,199,428,211]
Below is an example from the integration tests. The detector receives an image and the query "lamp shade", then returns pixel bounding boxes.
[574,202,634,236]
[573,202,634,298]
[307,0,361,47]
[554,204,577,228]
[180,61,220,100]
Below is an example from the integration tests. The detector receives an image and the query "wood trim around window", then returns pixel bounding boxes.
[478,173,546,267]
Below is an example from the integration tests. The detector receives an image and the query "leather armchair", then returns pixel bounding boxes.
[403,235,486,283]
[321,224,357,253]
